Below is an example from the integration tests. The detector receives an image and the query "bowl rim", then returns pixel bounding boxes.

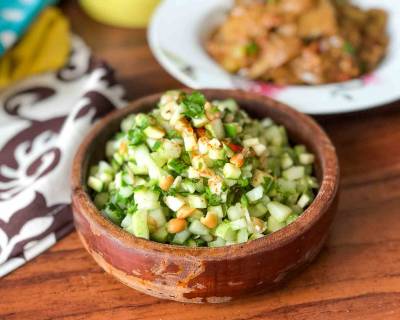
[71,89,339,260]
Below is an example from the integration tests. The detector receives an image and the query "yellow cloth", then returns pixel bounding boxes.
[0,7,70,88]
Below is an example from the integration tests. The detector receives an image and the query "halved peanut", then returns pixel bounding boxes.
[119,141,128,155]
[159,175,174,191]
[167,218,187,234]
[177,205,196,219]
[252,217,266,233]
[200,212,218,229]
[230,153,244,168]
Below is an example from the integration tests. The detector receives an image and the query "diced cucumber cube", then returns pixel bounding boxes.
[134,189,160,210]
[267,215,286,232]
[130,210,149,239]
[246,186,264,203]
[248,203,268,217]
[283,166,305,181]
[215,222,236,241]
[189,220,210,236]
[144,126,165,139]
[187,195,207,209]
[297,192,313,208]
[148,208,167,227]
[88,176,103,192]
[281,153,294,169]
[165,195,186,211]
[127,161,148,175]
[150,226,168,243]
[208,205,224,218]
[230,217,247,230]
[299,153,315,165]
[227,203,243,221]
[267,201,292,222]
[223,163,241,179]
[201,234,213,242]
[192,115,209,128]
[286,213,299,225]
[206,118,225,139]
[93,192,109,209]
[208,237,226,247]
[224,123,241,138]
[121,214,132,228]
[172,229,191,245]
[236,228,249,243]
[119,186,134,198]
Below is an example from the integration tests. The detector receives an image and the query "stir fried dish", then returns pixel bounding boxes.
[206,0,388,85]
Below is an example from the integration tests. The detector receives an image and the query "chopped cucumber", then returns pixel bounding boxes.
[237,228,249,243]
[88,90,318,247]
[189,220,210,236]
[134,189,160,210]
[88,176,103,192]
[230,217,247,230]
[283,166,305,181]
[172,229,191,245]
[206,119,225,139]
[187,195,207,209]
[267,215,286,232]
[267,201,292,222]
[130,210,149,239]
[215,222,237,241]
[223,163,241,179]
[246,186,264,203]
[227,204,243,221]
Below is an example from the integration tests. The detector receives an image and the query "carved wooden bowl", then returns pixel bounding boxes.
[71,89,339,303]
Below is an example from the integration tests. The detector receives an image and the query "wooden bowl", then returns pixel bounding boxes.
[71,89,339,303]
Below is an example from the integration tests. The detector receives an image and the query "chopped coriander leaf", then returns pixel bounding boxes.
[166,130,180,139]
[245,41,260,56]
[151,140,162,151]
[181,151,192,165]
[205,187,222,206]
[182,91,206,119]
[343,41,355,55]
[167,158,188,174]
[128,129,146,145]
[263,176,275,194]
[238,177,250,188]
[211,159,226,168]
[240,194,249,208]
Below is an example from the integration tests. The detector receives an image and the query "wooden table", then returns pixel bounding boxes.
[2,2,400,319]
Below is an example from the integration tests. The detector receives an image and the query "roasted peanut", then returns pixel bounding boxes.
[159,175,174,191]
[119,141,128,155]
[177,205,196,219]
[167,218,187,233]
[200,212,218,229]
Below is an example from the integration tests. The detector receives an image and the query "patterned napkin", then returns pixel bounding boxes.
[0,35,126,277]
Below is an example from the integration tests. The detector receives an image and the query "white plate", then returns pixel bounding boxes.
[148,0,400,114]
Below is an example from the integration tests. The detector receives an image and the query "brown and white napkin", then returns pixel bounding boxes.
[0,35,127,276]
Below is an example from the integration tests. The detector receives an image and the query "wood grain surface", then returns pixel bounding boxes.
[1,2,400,319]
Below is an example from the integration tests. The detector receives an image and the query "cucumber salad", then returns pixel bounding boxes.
[87,91,318,247]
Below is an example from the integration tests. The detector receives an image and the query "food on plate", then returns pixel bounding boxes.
[87,90,318,246]
[206,0,388,85]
